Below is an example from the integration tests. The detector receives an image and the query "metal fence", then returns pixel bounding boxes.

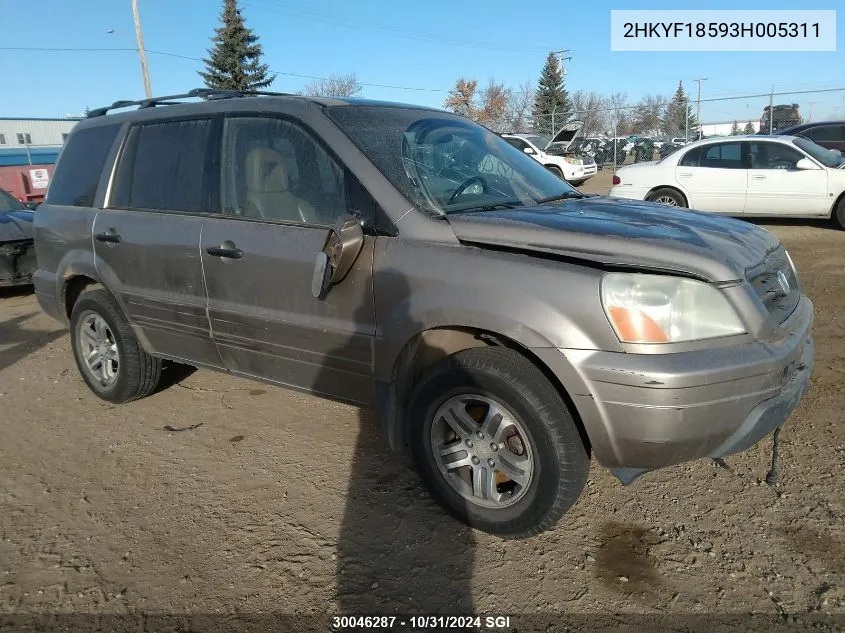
[528,87,845,174]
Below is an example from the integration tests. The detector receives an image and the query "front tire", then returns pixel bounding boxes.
[544,165,565,180]
[408,347,589,538]
[70,287,162,403]
[646,187,687,207]
[833,196,845,230]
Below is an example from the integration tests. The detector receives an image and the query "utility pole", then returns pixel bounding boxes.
[131,0,152,99]
[693,77,708,132]
[552,49,573,77]
[807,101,818,122]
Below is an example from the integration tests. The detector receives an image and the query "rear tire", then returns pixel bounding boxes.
[646,187,687,208]
[408,347,590,539]
[69,287,162,403]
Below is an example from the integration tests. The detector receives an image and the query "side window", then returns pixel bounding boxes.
[46,124,120,207]
[220,116,345,225]
[504,137,528,151]
[678,146,702,167]
[700,142,744,169]
[807,125,845,142]
[749,142,805,170]
[112,118,213,212]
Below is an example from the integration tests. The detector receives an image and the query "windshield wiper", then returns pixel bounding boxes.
[535,191,585,205]
[447,202,522,215]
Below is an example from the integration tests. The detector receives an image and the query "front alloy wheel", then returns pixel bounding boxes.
[431,394,533,509]
[409,347,590,538]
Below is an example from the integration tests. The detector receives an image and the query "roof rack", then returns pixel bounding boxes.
[86,88,292,118]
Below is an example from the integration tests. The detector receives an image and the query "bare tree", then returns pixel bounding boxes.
[631,95,667,135]
[443,78,478,118]
[571,90,608,136]
[302,73,362,98]
[476,79,511,132]
[506,80,534,132]
[604,92,632,136]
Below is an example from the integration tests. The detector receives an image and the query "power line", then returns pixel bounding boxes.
[242,0,554,55]
[0,46,448,93]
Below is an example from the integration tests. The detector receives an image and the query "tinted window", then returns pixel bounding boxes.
[678,146,702,167]
[46,124,120,207]
[220,116,345,225]
[504,137,529,150]
[748,142,805,170]
[700,142,744,169]
[807,125,845,142]
[0,189,28,212]
[112,119,212,212]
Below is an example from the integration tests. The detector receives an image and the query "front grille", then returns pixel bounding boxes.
[746,247,800,322]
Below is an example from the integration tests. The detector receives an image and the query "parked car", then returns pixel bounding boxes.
[0,188,36,287]
[776,120,845,153]
[610,134,845,228]
[35,90,815,538]
[502,131,597,185]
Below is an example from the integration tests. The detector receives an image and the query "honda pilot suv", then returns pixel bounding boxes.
[34,89,815,538]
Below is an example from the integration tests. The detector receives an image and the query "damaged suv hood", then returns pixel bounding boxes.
[447,196,779,282]
[0,210,35,242]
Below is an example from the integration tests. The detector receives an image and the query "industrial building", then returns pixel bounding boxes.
[0,117,80,148]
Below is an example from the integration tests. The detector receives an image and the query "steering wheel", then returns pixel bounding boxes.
[448,175,488,204]
[770,158,794,170]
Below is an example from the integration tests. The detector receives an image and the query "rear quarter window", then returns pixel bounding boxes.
[46,125,120,207]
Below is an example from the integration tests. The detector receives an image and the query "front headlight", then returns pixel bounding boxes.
[564,157,583,165]
[601,273,746,344]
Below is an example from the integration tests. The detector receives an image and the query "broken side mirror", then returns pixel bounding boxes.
[311,213,365,299]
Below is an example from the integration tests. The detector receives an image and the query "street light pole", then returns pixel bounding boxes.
[131,0,152,99]
[694,77,709,132]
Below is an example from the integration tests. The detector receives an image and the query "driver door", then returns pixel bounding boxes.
[745,141,828,216]
[200,114,377,404]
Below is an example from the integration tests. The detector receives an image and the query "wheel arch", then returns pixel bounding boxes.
[645,185,689,207]
[829,189,845,224]
[375,325,591,457]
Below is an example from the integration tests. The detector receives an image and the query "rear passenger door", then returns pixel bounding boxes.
[674,142,748,214]
[200,114,377,404]
[94,116,223,368]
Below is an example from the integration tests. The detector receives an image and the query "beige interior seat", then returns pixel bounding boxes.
[243,147,317,223]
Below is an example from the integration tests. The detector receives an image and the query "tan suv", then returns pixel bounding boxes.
[33,89,815,538]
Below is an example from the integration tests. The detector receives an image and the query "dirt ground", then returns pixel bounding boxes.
[1,171,843,632]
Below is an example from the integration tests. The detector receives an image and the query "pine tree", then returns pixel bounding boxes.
[743,121,755,134]
[532,53,571,136]
[199,0,275,91]
[730,120,740,135]
[663,81,697,137]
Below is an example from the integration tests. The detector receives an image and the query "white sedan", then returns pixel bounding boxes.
[609,134,845,228]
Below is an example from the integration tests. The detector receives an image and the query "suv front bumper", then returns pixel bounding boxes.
[533,295,814,477]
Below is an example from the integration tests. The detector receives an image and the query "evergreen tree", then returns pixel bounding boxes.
[730,120,740,135]
[532,53,571,136]
[199,0,275,91]
[743,121,755,134]
[663,81,697,137]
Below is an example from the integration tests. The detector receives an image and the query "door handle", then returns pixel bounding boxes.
[95,230,121,244]
[206,244,243,259]
[678,172,693,178]
[751,175,767,180]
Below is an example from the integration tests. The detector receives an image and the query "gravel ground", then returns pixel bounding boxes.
[1,174,843,632]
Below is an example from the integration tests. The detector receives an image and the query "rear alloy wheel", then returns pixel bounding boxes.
[408,347,590,538]
[70,287,162,403]
[646,187,687,207]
